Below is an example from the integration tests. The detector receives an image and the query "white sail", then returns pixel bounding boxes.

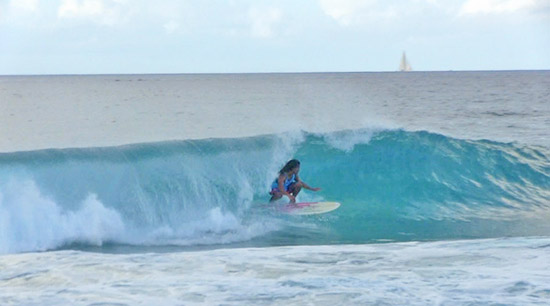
[399,52,412,72]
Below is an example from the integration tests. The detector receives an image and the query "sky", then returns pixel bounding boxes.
[0,0,549,74]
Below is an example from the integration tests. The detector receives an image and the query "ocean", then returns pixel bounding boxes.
[1,71,549,305]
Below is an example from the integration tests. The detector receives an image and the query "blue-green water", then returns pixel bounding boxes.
[2,129,549,253]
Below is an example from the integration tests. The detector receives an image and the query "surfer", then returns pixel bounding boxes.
[269,159,321,203]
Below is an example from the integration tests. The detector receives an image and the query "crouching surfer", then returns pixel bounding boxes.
[269,159,321,204]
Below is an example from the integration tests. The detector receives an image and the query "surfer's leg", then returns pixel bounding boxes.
[289,182,303,196]
[269,189,283,202]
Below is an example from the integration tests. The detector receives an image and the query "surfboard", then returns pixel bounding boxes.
[280,201,340,215]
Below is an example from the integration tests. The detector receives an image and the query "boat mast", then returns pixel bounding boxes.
[400,52,412,71]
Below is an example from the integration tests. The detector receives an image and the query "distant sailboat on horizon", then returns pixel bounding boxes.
[399,52,412,72]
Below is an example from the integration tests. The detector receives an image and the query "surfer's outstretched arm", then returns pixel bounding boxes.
[296,175,321,192]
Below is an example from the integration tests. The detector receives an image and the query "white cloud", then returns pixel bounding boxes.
[1,0,40,26]
[57,0,128,26]
[317,0,440,26]
[248,6,282,38]
[10,0,39,12]
[459,0,542,15]
[58,0,102,18]
[318,0,549,27]
[318,0,387,26]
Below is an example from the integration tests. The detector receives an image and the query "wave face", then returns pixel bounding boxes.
[1,129,549,253]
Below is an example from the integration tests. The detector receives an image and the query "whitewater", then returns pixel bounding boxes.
[1,71,549,305]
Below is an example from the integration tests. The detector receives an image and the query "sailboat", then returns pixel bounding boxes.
[399,52,412,72]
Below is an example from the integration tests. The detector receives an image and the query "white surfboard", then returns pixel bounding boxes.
[280,201,340,215]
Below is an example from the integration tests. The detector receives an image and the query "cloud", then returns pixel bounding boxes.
[318,0,392,26]
[57,0,128,26]
[248,6,282,38]
[459,0,545,15]
[317,0,443,26]
[10,0,39,12]
[1,0,41,26]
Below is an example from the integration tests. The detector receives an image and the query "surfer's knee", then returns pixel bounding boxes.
[290,183,302,195]
[270,192,283,201]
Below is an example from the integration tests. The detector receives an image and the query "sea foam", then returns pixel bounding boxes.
[0,179,124,253]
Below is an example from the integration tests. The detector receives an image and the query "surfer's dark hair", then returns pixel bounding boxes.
[279,159,300,174]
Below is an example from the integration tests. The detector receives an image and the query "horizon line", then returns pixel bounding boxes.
[1,69,549,77]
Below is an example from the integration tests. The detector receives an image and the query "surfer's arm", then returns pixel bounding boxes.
[296,175,321,192]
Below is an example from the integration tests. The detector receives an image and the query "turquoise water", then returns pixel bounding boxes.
[2,129,549,253]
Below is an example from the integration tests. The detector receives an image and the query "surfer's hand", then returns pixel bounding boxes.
[312,187,321,192]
